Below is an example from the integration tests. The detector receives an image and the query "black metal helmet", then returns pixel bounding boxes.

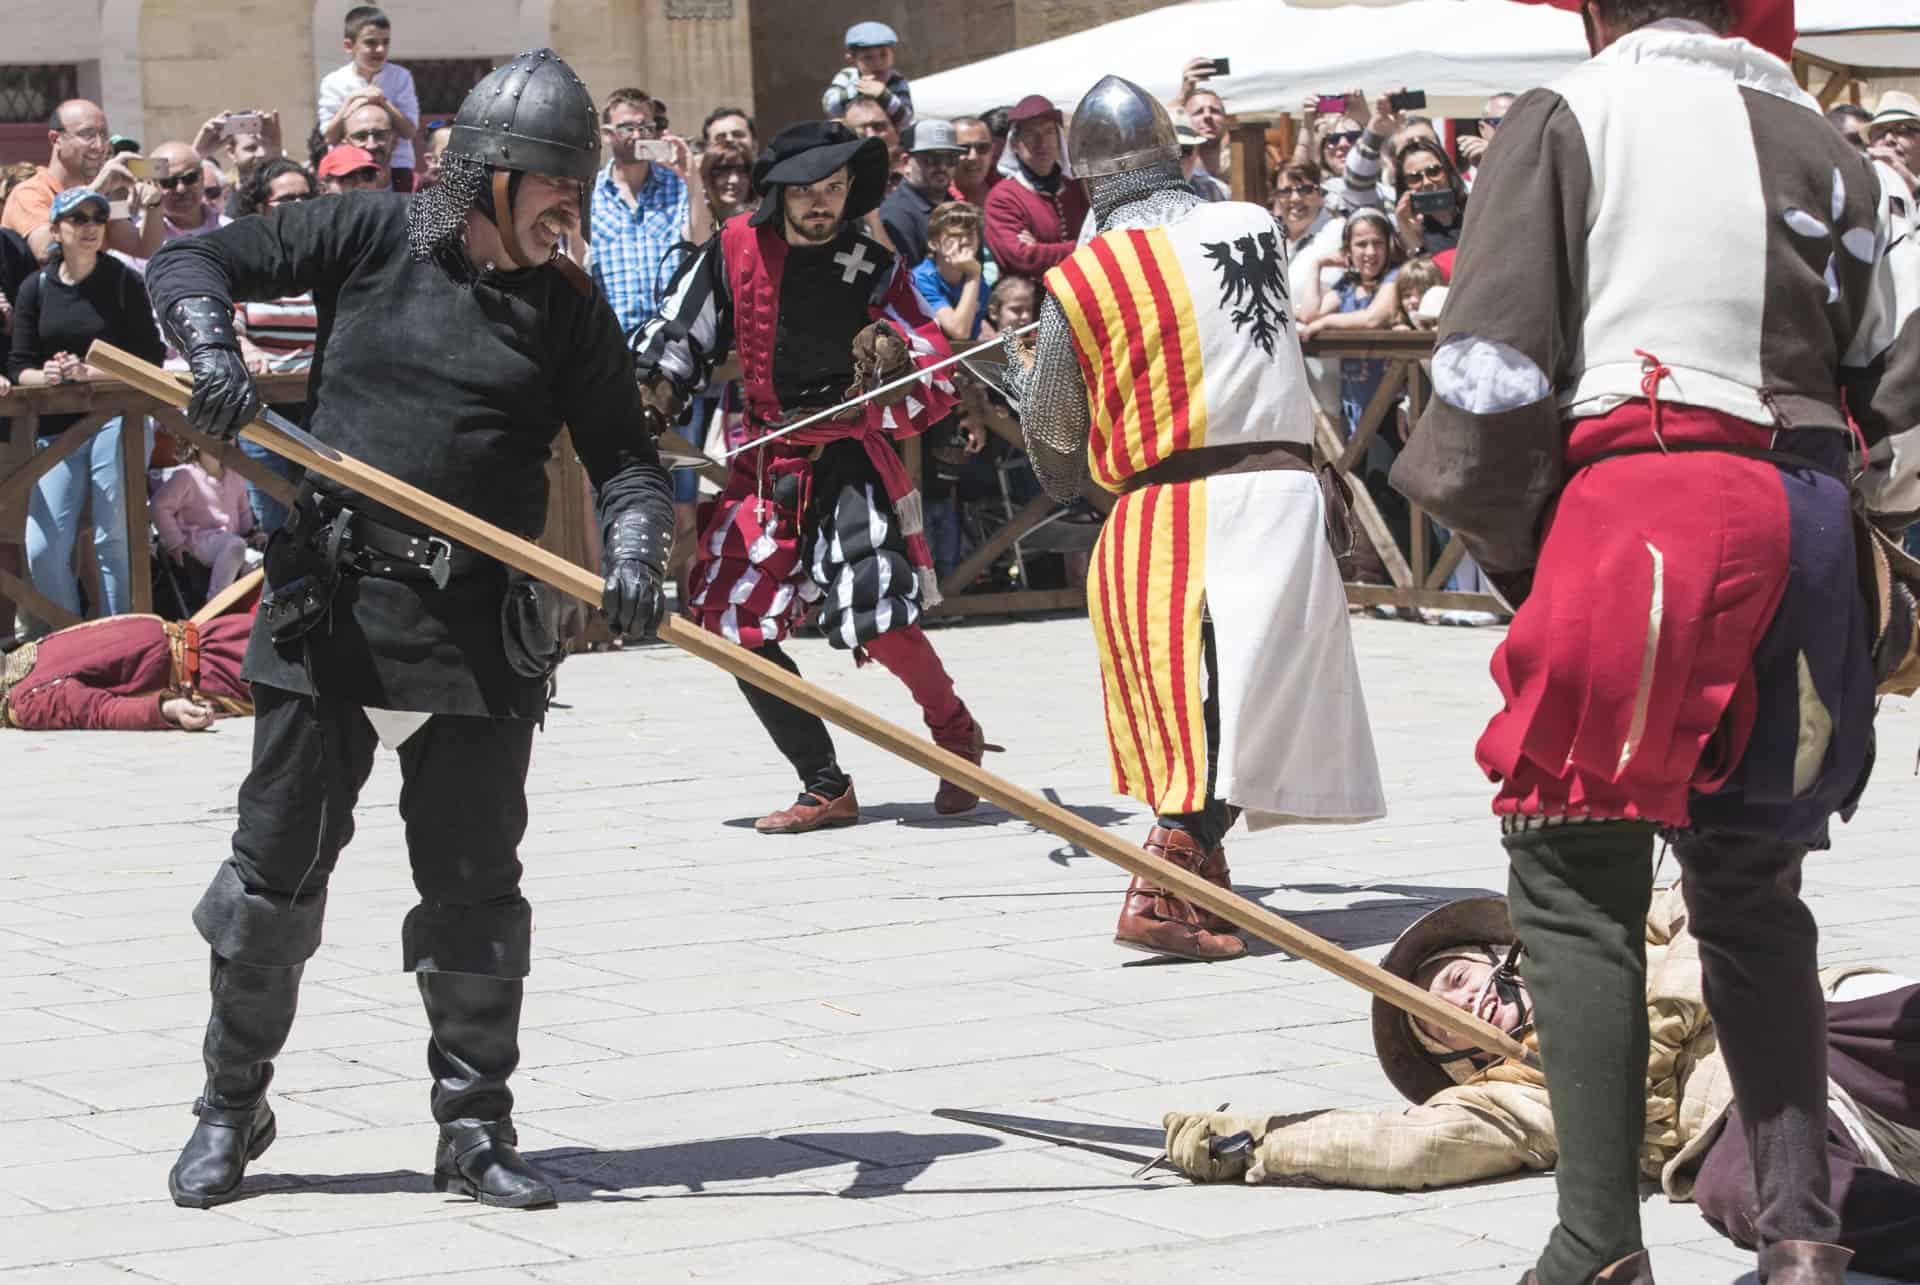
[445,48,600,184]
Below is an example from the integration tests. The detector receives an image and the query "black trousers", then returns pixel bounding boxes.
[735,641,850,798]
[1157,623,1239,850]
[193,682,536,977]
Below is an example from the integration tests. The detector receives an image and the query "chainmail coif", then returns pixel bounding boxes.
[1013,161,1204,501]
[406,152,489,285]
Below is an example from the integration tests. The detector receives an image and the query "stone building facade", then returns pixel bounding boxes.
[0,0,1162,166]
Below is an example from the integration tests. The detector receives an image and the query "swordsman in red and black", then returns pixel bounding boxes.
[632,120,997,833]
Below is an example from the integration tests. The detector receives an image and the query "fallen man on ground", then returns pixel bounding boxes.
[0,604,254,731]
[1161,886,1920,1282]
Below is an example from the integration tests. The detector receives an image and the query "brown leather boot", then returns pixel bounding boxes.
[755,783,859,834]
[1758,1241,1852,1284]
[1197,844,1238,933]
[1515,1249,1656,1285]
[1114,827,1246,961]
[931,711,1002,815]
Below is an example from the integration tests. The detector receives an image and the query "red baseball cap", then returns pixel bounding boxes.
[317,144,379,179]
[1007,95,1062,125]
[1510,0,1792,60]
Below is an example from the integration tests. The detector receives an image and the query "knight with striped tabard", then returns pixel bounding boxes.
[632,120,999,834]
[1013,77,1386,962]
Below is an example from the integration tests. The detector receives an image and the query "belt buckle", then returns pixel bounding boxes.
[426,536,453,590]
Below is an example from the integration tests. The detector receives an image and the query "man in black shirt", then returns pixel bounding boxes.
[879,118,962,268]
[146,49,674,1212]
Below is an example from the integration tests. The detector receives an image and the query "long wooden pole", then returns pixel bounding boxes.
[87,341,1534,1066]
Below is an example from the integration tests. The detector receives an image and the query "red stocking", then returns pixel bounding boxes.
[862,626,966,733]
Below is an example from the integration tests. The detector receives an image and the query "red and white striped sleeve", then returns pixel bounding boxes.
[872,258,959,439]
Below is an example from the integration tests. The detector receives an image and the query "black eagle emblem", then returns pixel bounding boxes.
[1202,231,1290,356]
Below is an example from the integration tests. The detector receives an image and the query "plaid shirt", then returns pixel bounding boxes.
[589,161,691,336]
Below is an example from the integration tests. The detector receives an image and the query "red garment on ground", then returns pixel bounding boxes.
[1478,403,1793,825]
[5,614,252,731]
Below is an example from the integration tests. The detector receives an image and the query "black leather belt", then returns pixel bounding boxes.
[342,511,487,588]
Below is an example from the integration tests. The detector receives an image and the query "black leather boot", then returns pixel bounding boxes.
[169,954,303,1208]
[419,972,554,1209]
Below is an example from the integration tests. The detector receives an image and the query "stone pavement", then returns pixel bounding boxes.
[4,613,1917,1285]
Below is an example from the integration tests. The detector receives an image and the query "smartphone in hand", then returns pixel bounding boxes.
[1389,90,1428,113]
[634,139,676,164]
[1315,94,1349,115]
[1411,189,1457,216]
[1210,57,1231,76]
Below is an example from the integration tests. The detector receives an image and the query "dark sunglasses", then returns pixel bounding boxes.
[708,165,748,179]
[156,171,201,190]
[58,210,108,226]
[1325,130,1362,147]
[958,141,993,155]
[267,191,315,204]
[1481,115,1505,128]
[1403,164,1448,185]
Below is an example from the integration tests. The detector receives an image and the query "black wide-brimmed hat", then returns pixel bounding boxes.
[1371,895,1518,1104]
[749,120,890,228]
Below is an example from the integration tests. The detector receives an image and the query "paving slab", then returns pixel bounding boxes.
[3,615,1914,1282]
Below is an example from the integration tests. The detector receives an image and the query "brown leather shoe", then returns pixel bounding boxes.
[755,783,859,834]
[1114,826,1246,961]
[1758,1241,1852,1285]
[1516,1249,1656,1285]
[931,711,1002,815]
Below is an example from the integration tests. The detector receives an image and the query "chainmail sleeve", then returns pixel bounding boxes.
[1017,295,1094,504]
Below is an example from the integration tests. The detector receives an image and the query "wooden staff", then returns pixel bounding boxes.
[86,341,1533,1066]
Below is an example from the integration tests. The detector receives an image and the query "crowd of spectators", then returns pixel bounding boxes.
[3,6,1917,642]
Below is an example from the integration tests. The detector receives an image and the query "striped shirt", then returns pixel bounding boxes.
[238,293,318,369]
[588,161,690,336]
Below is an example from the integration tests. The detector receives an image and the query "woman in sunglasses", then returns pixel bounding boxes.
[1393,138,1468,257]
[227,158,320,533]
[5,188,165,632]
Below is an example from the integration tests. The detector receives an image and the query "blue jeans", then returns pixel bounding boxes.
[28,421,131,619]
[239,434,299,533]
[925,494,962,581]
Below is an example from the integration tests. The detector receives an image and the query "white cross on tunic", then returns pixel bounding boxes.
[834,242,878,285]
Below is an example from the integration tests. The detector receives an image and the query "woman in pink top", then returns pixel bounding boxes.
[152,445,263,593]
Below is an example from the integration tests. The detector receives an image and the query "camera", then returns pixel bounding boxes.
[1210,57,1231,76]
[1316,94,1349,115]
[223,112,262,139]
[634,139,676,164]
[1411,189,1456,216]
[1388,90,1428,113]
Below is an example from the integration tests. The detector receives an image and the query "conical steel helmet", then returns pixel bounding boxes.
[445,48,600,184]
[1067,75,1180,179]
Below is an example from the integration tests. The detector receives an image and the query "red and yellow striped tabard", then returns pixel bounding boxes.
[1045,205,1314,815]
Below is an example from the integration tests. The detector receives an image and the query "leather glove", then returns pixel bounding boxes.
[848,319,917,408]
[601,501,671,640]
[636,376,680,440]
[165,296,260,442]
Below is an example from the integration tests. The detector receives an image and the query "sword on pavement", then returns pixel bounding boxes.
[718,322,1040,461]
[86,339,1537,1069]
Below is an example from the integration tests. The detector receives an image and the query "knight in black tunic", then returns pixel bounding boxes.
[632,121,998,834]
[145,50,674,1212]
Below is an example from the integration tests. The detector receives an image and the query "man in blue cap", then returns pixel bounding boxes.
[822,20,914,132]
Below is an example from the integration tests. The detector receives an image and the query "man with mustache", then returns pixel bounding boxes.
[1163,889,1920,1282]
[145,49,674,1212]
[633,120,997,834]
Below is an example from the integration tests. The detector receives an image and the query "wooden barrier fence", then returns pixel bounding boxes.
[0,332,1500,636]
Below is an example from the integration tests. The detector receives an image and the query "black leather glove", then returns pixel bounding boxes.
[636,377,679,441]
[165,296,260,442]
[601,501,671,640]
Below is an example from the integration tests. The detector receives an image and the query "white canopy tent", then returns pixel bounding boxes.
[1796,0,1920,77]
[908,0,1591,122]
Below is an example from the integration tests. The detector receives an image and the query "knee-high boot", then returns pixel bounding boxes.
[169,953,303,1208]
[418,972,554,1209]
[1504,820,1657,1285]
